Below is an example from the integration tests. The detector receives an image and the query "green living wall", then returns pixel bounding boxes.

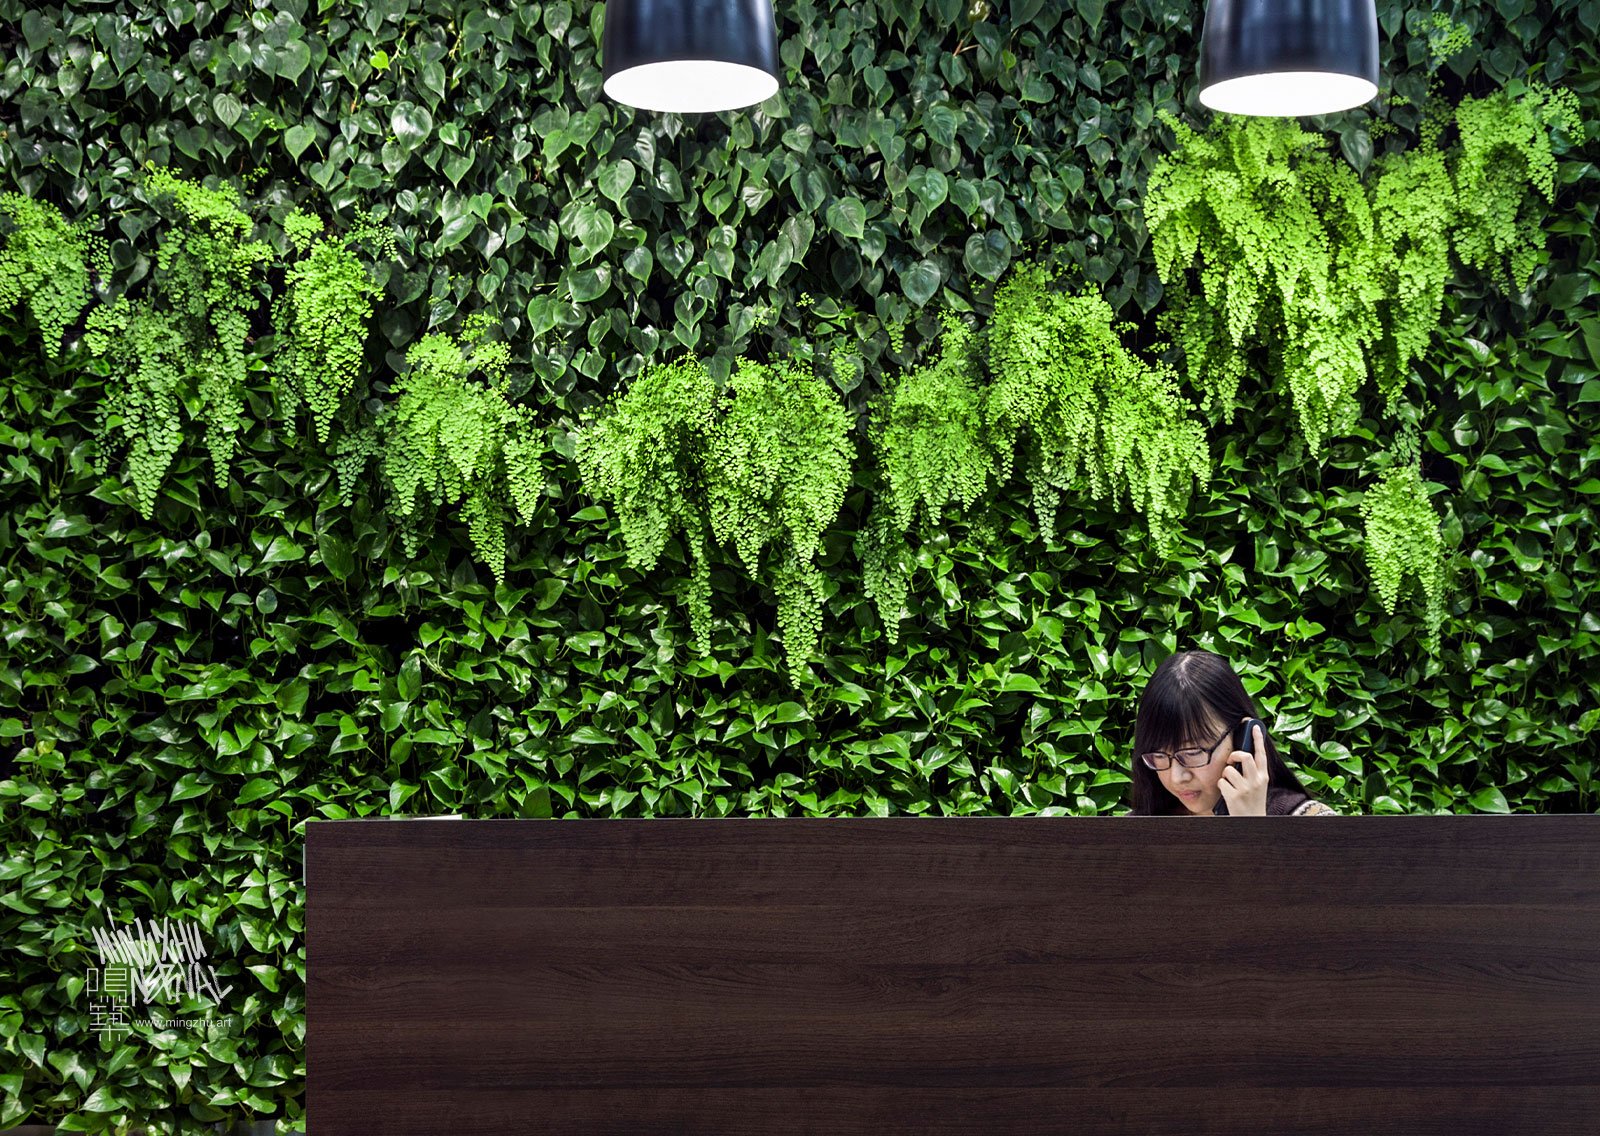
[2,0,1599,1131]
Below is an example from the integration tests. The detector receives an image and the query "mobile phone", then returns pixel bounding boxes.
[1212,718,1267,816]
[1231,717,1266,775]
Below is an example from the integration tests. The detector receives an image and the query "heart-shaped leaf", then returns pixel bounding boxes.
[963,229,1012,281]
[436,214,478,252]
[1339,126,1373,177]
[380,138,409,176]
[391,101,433,152]
[443,152,473,186]
[277,39,311,82]
[566,203,615,264]
[419,59,446,105]
[212,92,242,129]
[21,10,50,52]
[623,246,653,282]
[600,160,636,207]
[908,167,949,212]
[110,36,142,74]
[173,123,205,160]
[826,196,867,240]
[568,264,612,303]
[899,258,942,306]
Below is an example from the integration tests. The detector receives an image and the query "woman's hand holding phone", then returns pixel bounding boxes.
[1217,721,1270,816]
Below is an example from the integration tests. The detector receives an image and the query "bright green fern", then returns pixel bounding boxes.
[1450,81,1582,296]
[382,316,544,585]
[985,260,1211,557]
[574,348,855,686]
[1359,425,1447,656]
[0,194,100,360]
[858,310,996,641]
[573,353,721,656]
[270,207,392,444]
[84,166,273,518]
[704,356,855,686]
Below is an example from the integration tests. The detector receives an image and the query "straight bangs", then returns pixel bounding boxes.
[1135,680,1224,762]
[1126,648,1311,816]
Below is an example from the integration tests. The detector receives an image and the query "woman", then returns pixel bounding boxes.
[1126,648,1341,816]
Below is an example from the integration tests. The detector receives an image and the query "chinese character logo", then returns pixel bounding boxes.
[84,916,234,1035]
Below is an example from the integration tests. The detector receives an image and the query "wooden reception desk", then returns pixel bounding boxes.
[305,816,1600,1134]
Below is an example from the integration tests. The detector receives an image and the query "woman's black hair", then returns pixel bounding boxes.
[1126,648,1312,815]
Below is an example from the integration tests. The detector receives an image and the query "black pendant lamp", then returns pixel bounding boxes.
[1198,0,1380,117]
[602,0,780,113]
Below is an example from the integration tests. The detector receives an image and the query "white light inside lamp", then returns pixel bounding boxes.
[1198,0,1380,119]
[600,0,782,114]
[1199,71,1380,118]
[602,60,780,115]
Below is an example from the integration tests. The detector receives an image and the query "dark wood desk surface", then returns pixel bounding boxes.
[306,816,1600,1134]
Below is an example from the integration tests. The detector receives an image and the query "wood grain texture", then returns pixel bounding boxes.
[305,817,1600,1134]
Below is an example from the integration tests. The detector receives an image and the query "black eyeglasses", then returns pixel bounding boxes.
[1140,722,1234,770]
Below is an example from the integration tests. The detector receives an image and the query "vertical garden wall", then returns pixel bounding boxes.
[1,0,1598,1131]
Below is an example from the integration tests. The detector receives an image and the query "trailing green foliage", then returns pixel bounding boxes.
[858,311,996,641]
[1451,79,1583,293]
[856,267,1213,642]
[870,312,993,535]
[1143,78,1578,452]
[0,24,1575,676]
[575,349,854,685]
[0,192,99,361]
[269,207,393,445]
[573,353,721,656]
[381,314,546,586]
[81,167,274,519]
[986,261,1212,556]
[703,356,855,685]
[1142,68,1581,646]
[0,180,541,590]
[1359,425,1447,655]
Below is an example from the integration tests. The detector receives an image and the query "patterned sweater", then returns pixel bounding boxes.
[1291,799,1339,815]
[1211,786,1341,816]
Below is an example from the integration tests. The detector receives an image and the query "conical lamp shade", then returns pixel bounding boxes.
[1198,0,1379,117]
[602,0,780,113]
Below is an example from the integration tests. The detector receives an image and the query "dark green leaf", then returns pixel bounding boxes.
[826,196,867,241]
[391,101,433,151]
[284,123,316,159]
[568,264,612,303]
[437,214,478,251]
[899,258,942,306]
